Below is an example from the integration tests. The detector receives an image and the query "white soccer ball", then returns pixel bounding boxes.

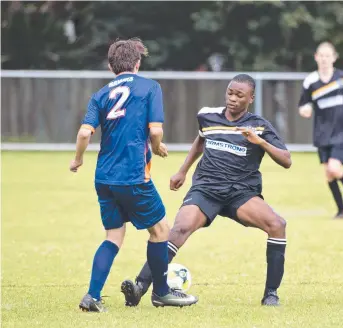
[167,263,192,292]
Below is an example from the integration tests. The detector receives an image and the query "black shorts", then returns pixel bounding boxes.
[181,185,263,227]
[318,144,343,164]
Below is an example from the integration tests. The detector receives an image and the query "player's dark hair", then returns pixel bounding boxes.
[108,38,148,75]
[231,74,256,93]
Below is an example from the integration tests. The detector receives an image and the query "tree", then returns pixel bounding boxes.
[2,1,342,71]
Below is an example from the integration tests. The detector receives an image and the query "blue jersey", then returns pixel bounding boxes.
[81,73,164,185]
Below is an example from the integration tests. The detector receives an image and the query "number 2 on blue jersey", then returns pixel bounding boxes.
[107,86,130,120]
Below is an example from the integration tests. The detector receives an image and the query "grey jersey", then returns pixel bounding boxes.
[299,69,343,147]
[193,107,287,195]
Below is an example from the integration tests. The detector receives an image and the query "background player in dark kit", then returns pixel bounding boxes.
[299,42,343,219]
[121,74,292,307]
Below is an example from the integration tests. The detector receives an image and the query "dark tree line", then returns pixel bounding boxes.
[2,1,343,71]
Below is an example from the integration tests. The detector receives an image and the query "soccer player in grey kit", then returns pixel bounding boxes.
[121,74,292,306]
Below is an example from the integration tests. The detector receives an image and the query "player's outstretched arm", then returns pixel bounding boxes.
[258,141,292,169]
[236,127,292,169]
[179,136,204,174]
[70,128,92,172]
[170,136,204,190]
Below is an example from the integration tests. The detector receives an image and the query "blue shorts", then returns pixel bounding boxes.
[95,180,166,230]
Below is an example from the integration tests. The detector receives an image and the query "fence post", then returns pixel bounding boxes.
[255,77,263,117]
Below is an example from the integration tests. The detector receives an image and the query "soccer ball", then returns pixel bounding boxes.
[167,263,192,292]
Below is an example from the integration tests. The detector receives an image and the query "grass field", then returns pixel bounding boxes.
[2,151,343,328]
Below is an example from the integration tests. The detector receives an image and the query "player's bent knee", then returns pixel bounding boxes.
[324,164,333,181]
[172,221,193,237]
[148,217,170,242]
[168,219,198,249]
[172,212,203,237]
[327,167,343,180]
[325,172,335,182]
[265,215,286,236]
[326,160,343,180]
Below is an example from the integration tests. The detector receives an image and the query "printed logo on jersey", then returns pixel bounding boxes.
[206,139,247,156]
[108,77,134,88]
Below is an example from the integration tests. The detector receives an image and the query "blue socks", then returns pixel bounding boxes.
[88,240,169,299]
[147,241,169,297]
[88,240,119,300]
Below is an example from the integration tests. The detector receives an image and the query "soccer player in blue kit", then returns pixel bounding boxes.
[69,38,198,312]
[121,74,292,307]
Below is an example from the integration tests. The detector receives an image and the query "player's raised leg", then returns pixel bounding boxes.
[122,205,206,306]
[236,196,287,306]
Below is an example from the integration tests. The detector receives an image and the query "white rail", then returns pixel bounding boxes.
[1,143,316,152]
[1,70,308,80]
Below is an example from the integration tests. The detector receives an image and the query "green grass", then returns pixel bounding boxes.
[2,152,343,328]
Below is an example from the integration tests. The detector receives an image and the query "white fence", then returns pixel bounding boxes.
[1,70,315,152]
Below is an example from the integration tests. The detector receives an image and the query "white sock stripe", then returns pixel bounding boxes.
[168,244,178,253]
[168,241,178,250]
[268,238,287,241]
[168,245,177,254]
[267,240,287,245]
[168,242,178,254]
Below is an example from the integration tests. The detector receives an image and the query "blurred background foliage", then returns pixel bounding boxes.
[2,1,343,71]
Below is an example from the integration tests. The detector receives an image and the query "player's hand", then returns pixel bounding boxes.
[299,104,312,118]
[170,171,186,191]
[236,127,264,145]
[152,143,168,158]
[158,143,168,158]
[70,158,83,172]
